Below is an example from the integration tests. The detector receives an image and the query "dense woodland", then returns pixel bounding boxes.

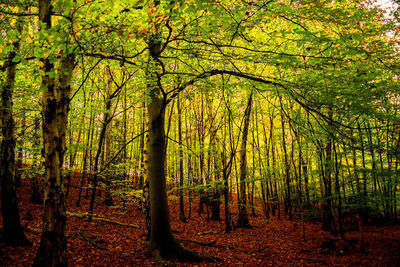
[1,0,400,266]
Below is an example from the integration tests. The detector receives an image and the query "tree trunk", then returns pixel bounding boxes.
[30,118,42,204]
[145,37,188,260]
[144,12,211,261]
[0,22,30,246]
[334,142,345,239]
[237,92,252,228]
[280,99,292,220]
[33,1,74,265]
[88,94,111,217]
[76,94,94,207]
[321,113,336,234]
[177,95,186,222]
[14,109,25,188]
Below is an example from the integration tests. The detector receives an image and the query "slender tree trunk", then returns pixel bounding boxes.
[77,94,94,206]
[30,118,42,204]
[258,109,269,218]
[138,101,146,188]
[333,142,345,239]
[280,100,292,220]
[177,95,186,222]
[15,109,25,188]
[237,92,252,228]
[356,123,369,223]
[88,82,112,217]
[321,113,336,234]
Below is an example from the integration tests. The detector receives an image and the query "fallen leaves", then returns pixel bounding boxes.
[1,173,400,266]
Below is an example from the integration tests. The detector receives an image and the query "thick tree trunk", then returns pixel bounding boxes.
[33,1,74,265]
[144,14,213,261]
[0,26,30,246]
[237,92,252,228]
[33,56,67,267]
[146,34,179,258]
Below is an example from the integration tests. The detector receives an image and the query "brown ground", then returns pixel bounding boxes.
[1,172,400,266]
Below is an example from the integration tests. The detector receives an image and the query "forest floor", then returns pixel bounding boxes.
[1,172,400,266]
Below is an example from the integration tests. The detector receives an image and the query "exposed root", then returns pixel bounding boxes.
[149,237,220,264]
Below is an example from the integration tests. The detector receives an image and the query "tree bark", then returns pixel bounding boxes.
[33,1,75,265]
[237,92,253,228]
[321,113,336,234]
[0,21,30,246]
[30,118,42,204]
[177,95,186,222]
[280,99,292,220]
[144,7,213,261]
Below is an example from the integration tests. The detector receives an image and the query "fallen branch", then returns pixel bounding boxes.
[78,231,108,250]
[67,212,141,229]
[179,238,270,256]
[249,245,270,253]
[178,238,216,247]
[299,257,328,265]
[114,230,145,243]
[197,230,217,235]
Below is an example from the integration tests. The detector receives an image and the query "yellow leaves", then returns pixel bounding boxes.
[43,52,49,58]
[333,43,340,51]
[39,61,44,68]
[74,25,82,32]
[10,18,17,27]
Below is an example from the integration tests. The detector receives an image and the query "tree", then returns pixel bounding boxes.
[0,15,30,246]
[33,0,75,265]
[237,91,253,228]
